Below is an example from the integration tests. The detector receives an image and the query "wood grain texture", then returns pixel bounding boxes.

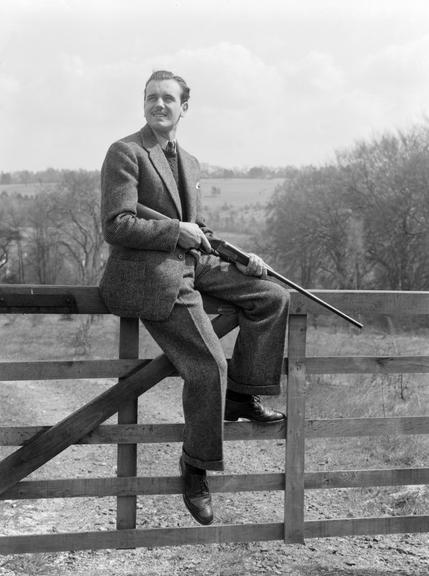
[2,285,429,316]
[305,355,429,374]
[304,515,429,539]
[0,421,286,445]
[305,467,429,489]
[290,290,429,317]
[2,468,428,500]
[0,523,284,554]
[1,515,426,553]
[306,416,429,438]
[0,359,151,381]
[3,354,429,381]
[117,317,139,532]
[0,473,285,500]
[2,416,427,446]
[0,285,236,315]
[284,314,308,544]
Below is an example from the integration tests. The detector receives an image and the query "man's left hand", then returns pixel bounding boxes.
[235,253,267,277]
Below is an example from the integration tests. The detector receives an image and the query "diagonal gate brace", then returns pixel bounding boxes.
[0,313,238,497]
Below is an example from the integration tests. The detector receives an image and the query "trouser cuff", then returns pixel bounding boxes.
[182,448,224,472]
[227,375,281,396]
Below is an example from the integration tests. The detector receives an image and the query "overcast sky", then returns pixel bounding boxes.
[1,0,429,171]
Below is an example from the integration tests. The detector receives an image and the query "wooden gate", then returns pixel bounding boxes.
[0,285,428,553]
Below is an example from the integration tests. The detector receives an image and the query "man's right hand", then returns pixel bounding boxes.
[178,222,212,253]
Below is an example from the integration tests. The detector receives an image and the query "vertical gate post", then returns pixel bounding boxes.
[284,313,308,543]
[116,317,139,531]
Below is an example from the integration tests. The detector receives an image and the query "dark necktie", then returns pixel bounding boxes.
[164,141,179,188]
[163,141,187,218]
[165,140,176,158]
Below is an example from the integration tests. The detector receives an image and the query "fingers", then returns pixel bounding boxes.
[199,234,212,253]
[247,253,267,277]
[236,254,267,277]
[178,223,203,250]
[178,222,213,252]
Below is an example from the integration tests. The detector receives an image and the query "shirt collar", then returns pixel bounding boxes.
[152,131,176,151]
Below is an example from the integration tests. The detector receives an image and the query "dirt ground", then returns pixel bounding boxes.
[0,316,428,575]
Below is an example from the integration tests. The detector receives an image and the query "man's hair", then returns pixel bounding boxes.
[144,70,190,103]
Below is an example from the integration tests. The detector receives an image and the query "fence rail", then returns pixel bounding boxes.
[0,284,428,553]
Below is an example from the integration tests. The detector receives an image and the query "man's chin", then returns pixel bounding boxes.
[149,120,171,133]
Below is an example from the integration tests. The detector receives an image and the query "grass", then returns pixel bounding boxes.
[200,178,284,208]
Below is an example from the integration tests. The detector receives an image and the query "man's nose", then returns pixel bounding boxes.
[153,97,165,107]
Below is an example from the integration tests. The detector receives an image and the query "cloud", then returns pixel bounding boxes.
[2,2,429,170]
[141,42,281,111]
[0,73,20,98]
[338,35,429,135]
[359,34,429,98]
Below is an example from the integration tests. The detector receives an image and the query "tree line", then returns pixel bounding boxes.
[1,122,429,291]
[1,165,287,186]
[0,170,105,285]
[262,123,429,291]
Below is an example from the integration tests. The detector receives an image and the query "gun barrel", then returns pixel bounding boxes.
[210,238,362,329]
[267,269,363,329]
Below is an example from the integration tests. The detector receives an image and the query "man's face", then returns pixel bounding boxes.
[144,79,188,137]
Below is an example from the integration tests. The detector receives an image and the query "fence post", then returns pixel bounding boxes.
[284,313,308,543]
[116,317,139,531]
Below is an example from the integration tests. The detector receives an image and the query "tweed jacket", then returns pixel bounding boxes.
[99,124,207,320]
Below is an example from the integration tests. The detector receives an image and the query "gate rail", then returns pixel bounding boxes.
[0,284,428,553]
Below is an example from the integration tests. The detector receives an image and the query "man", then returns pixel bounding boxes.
[100,70,289,525]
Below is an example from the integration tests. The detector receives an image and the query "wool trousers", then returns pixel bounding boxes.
[143,251,289,471]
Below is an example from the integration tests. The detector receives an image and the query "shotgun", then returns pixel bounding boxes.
[136,203,363,329]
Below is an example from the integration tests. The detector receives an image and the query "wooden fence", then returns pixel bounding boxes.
[0,284,428,554]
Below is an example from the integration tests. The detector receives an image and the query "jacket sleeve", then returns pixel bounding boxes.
[101,141,180,251]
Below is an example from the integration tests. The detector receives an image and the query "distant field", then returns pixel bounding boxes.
[0,182,57,196]
[0,178,284,205]
[199,177,284,206]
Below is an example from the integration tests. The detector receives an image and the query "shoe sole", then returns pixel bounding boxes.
[224,416,285,424]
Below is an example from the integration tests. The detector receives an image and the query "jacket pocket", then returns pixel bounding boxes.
[99,254,182,320]
[99,257,147,317]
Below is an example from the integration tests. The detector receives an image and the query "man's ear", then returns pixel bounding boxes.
[180,101,189,118]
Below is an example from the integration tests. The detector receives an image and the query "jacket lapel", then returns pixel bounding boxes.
[178,146,197,222]
[140,125,182,219]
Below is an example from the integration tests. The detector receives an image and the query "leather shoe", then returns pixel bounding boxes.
[224,395,285,423]
[179,457,214,525]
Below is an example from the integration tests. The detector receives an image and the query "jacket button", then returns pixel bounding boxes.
[178,253,184,260]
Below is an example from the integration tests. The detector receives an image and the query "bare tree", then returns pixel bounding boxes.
[264,166,368,289]
[53,170,105,285]
[339,125,429,290]
[26,191,64,284]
